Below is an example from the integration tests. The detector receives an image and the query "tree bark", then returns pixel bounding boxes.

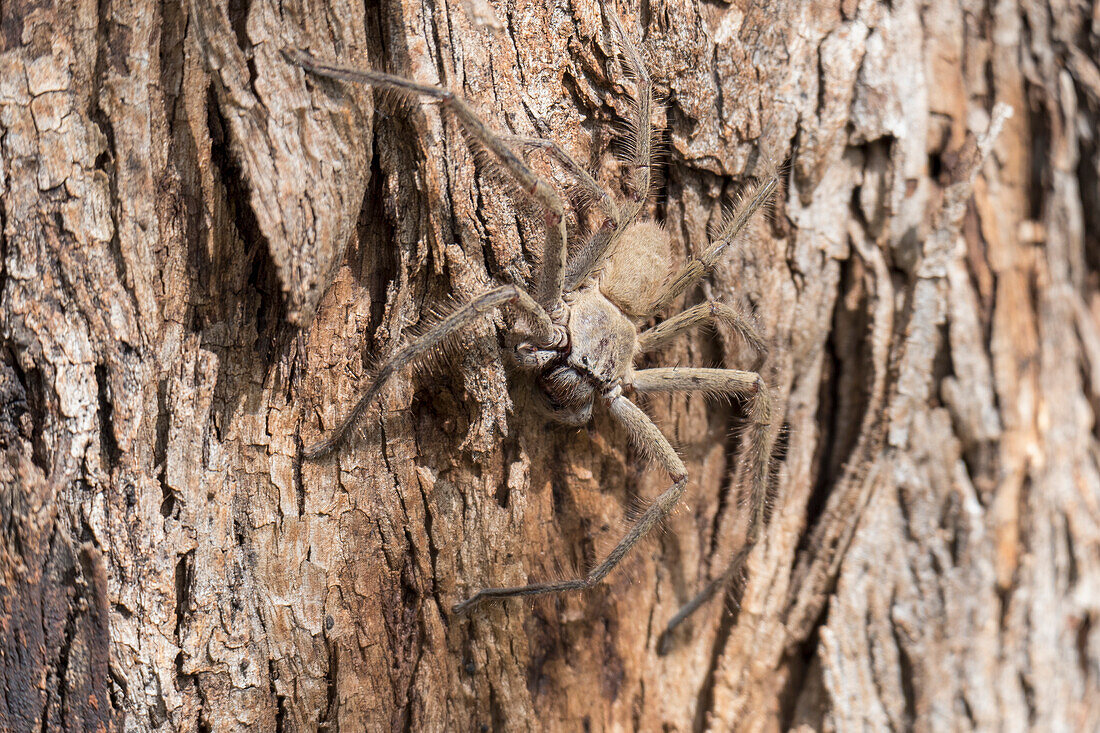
[3,0,1099,730]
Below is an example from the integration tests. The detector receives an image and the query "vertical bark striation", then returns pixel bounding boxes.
[2,0,1098,729]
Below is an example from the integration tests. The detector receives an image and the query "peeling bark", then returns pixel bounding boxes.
[2,0,1099,730]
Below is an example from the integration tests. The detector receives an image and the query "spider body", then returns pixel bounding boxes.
[519,219,671,424]
[598,220,673,316]
[286,14,778,646]
[525,285,636,425]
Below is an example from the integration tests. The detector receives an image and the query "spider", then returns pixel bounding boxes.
[285,13,777,645]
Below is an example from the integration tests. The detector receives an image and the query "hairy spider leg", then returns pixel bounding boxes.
[561,14,658,291]
[657,537,752,655]
[609,13,656,208]
[625,368,774,652]
[452,389,687,613]
[302,285,555,459]
[649,173,779,314]
[500,135,619,225]
[637,300,768,356]
[283,49,569,313]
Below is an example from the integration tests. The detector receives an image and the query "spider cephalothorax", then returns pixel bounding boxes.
[287,12,778,645]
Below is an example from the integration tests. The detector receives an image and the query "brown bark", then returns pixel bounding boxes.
[3,0,1099,730]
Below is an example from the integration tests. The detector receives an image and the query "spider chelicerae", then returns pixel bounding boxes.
[285,13,778,647]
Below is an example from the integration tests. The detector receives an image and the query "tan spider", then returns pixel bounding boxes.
[286,13,778,645]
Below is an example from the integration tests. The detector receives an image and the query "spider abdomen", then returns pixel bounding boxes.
[598,220,671,316]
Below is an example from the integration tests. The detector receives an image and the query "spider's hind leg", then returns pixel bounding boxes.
[607,13,657,207]
[501,135,620,226]
[628,367,775,654]
[648,172,780,315]
[284,49,570,312]
[558,13,660,292]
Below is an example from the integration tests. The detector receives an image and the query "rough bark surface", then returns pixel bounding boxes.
[2,0,1099,730]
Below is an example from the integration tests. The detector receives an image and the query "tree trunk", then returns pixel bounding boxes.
[3,0,1099,730]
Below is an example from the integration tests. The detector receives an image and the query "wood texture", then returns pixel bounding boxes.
[2,0,1099,729]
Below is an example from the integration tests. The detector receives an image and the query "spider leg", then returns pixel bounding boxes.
[284,50,569,313]
[628,368,774,653]
[608,13,655,208]
[657,544,751,654]
[648,173,779,314]
[498,134,630,294]
[637,300,767,356]
[500,135,619,225]
[452,388,688,613]
[559,13,658,291]
[303,285,557,459]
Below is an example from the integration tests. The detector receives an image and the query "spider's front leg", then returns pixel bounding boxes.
[625,368,774,654]
[452,386,688,614]
[302,285,557,459]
